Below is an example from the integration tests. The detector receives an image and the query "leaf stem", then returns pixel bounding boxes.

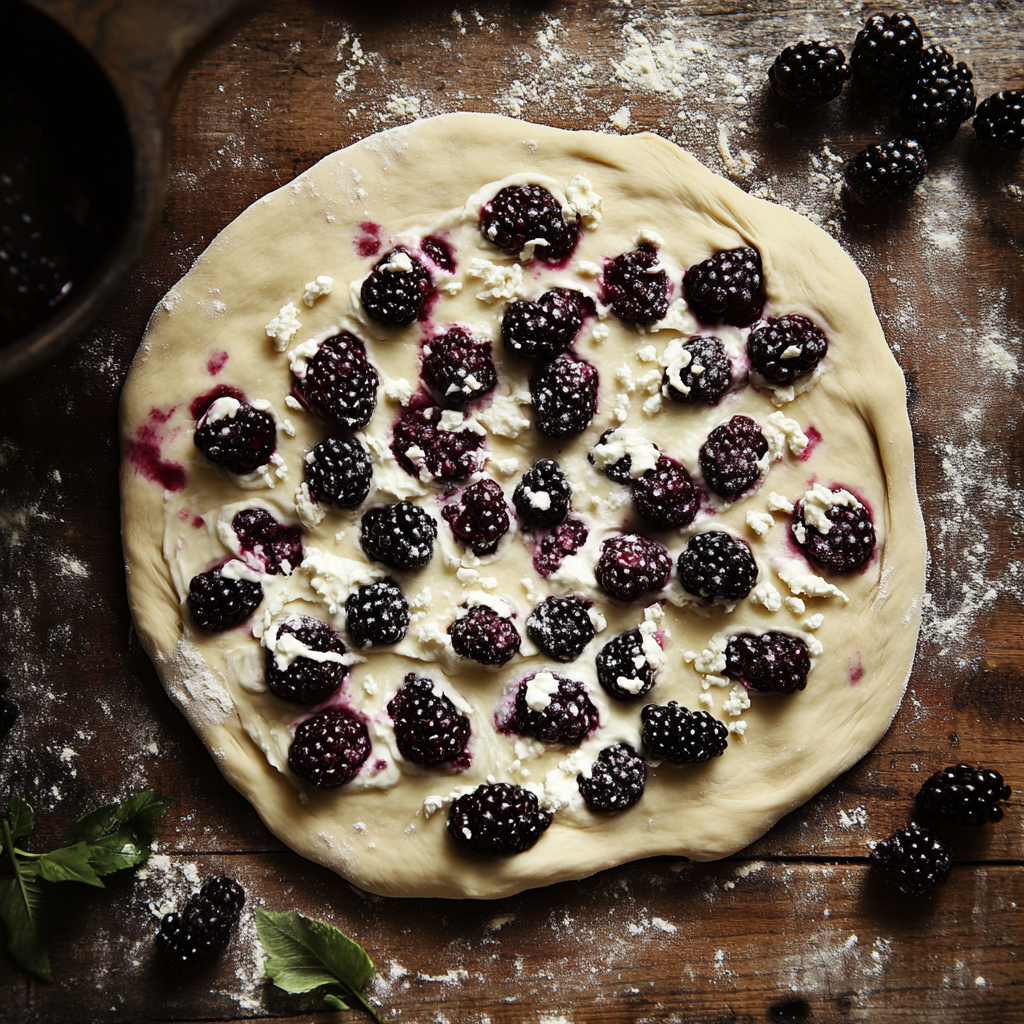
[1,819,33,921]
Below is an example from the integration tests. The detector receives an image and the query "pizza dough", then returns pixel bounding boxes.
[120,113,926,899]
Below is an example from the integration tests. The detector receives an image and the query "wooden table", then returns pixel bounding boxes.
[1,1,1021,1020]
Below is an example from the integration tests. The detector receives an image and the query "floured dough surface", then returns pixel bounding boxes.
[120,113,925,899]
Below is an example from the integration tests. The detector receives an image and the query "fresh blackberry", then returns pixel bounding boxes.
[441,478,511,556]
[900,45,976,143]
[360,500,437,570]
[193,399,275,475]
[699,415,768,499]
[156,875,245,970]
[641,702,728,764]
[747,314,828,384]
[724,632,810,695]
[795,492,875,573]
[420,234,455,273]
[678,532,758,602]
[448,605,522,666]
[974,90,1024,151]
[683,247,765,327]
[529,353,599,437]
[345,580,410,648]
[288,707,371,787]
[769,40,850,106]
[293,332,379,431]
[595,534,672,602]
[447,782,552,856]
[502,288,589,360]
[917,764,1012,826]
[265,615,348,704]
[479,184,577,262]
[870,824,952,897]
[850,12,923,96]
[532,517,589,577]
[662,335,732,405]
[304,436,373,509]
[596,629,657,701]
[588,427,647,484]
[844,138,928,205]
[526,596,596,663]
[187,568,262,631]
[387,673,470,765]
[602,244,670,325]
[631,456,699,530]
[390,399,485,481]
[514,673,599,744]
[421,328,497,409]
[513,459,572,529]
[578,744,647,813]
[0,675,19,744]
[360,247,433,325]
[232,508,302,575]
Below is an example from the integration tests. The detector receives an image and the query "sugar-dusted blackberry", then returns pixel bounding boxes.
[232,508,302,575]
[588,427,643,484]
[529,353,599,437]
[974,90,1024,151]
[390,400,485,481]
[596,629,656,701]
[387,673,470,765]
[479,183,577,262]
[631,456,699,530]
[420,234,456,273]
[265,614,349,705]
[684,247,765,327]
[193,397,276,475]
[448,604,522,666]
[578,743,647,814]
[850,12,924,97]
[361,500,437,570]
[595,534,672,603]
[156,875,245,970]
[345,580,410,648]
[678,531,758,602]
[532,517,589,577]
[917,763,1012,826]
[699,415,768,499]
[188,568,262,631]
[870,824,952,897]
[769,40,850,106]
[293,332,379,431]
[602,244,670,325]
[288,707,371,787]
[304,436,372,509]
[421,328,497,409]
[442,478,511,556]
[502,288,589,360]
[662,335,732,405]
[844,137,928,205]
[0,675,18,744]
[747,314,828,384]
[360,247,433,325]
[199,876,246,922]
[900,45,976,143]
[514,673,599,745]
[514,459,572,529]
[724,632,810,695]
[641,702,728,764]
[527,596,596,663]
[794,490,876,573]
[447,782,552,856]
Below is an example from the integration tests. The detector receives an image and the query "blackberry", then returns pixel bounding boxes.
[441,478,511,556]
[974,90,1024,151]
[677,531,758,602]
[502,288,589,360]
[595,534,672,603]
[447,782,552,856]
[526,596,596,663]
[917,763,1012,826]
[850,12,923,97]
[157,875,245,970]
[747,314,828,384]
[387,673,470,765]
[795,492,876,573]
[513,459,572,529]
[602,244,670,325]
[448,605,522,666]
[421,235,456,273]
[187,568,262,631]
[479,184,577,262]
[421,328,497,409]
[596,629,657,701]
[631,456,699,530]
[304,436,373,509]
[193,398,275,475]
[265,615,349,705]
[844,138,928,205]
[288,707,371,787]
[0,675,19,744]
[361,501,437,570]
[870,824,952,897]
[578,744,647,814]
[345,580,410,648]
[699,415,768,499]
[529,353,599,437]
[641,702,728,764]
[900,45,976,143]
[514,673,599,745]
[683,247,765,327]
[232,508,302,575]
[532,517,589,577]
[589,427,645,485]
[724,632,810,695]
[360,247,433,325]
[769,40,850,106]
[293,332,379,431]
[390,400,485,481]
[662,335,732,405]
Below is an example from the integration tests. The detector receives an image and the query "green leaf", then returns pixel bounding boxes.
[37,844,105,888]
[7,794,34,844]
[0,865,51,981]
[324,993,352,1011]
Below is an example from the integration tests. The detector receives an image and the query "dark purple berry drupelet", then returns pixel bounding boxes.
[529,353,599,437]
[900,45,976,143]
[391,400,485,481]
[602,244,670,325]
[345,580,410,648]
[678,531,758,602]
[157,875,245,970]
[288,707,371,787]
[683,247,765,327]
[0,676,18,744]
[293,332,379,431]
[187,569,262,631]
[361,501,437,570]
[532,518,588,577]
[449,604,522,666]
[193,399,276,475]
[595,534,672,603]
[973,90,1024,151]
[662,336,732,405]
[513,673,599,745]
[724,632,811,695]
[232,508,303,575]
[421,235,456,273]
[304,436,373,509]
[850,12,923,97]
[360,247,433,325]
[747,314,828,384]
[769,40,850,106]
[513,459,572,529]
[870,824,952,897]
[641,702,728,764]
[421,328,497,409]
[442,478,511,556]
[447,782,552,856]
[479,184,578,262]
[502,288,589,360]
[699,415,768,499]
[916,764,1012,826]
[387,673,470,766]
[265,615,348,705]
[578,744,647,814]
[526,596,596,663]
[596,629,657,701]
[844,138,928,205]
[795,491,876,573]
[632,456,699,530]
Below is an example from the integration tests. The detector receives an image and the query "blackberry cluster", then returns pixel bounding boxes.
[294,332,379,431]
[265,615,348,705]
[421,328,497,408]
[0,675,19,744]
[448,604,522,666]
[442,479,511,556]
[900,45,976,142]
[479,184,578,262]
[526,596,596,663]
[193,400,276,475]
[795,494,876,573]
[345,580,410,648]
[769,40,850,106]
[304,436,373,509]
[596,629,657,701]
[683,247,765,327]
[502,288,588,360]
[602,244,670,325]
[360,247,433,325]
[916,764,1011,826]
[699,415,768,499]
[513,459,572,529]
[157,875,245,970]
[631,456,699,530]
[447,782,552,856]
[850,12,923,96]
[640,702,728,764]
[677,531,758,603]
[844,138,928,205]
[288,707,371,787]
[387,673,470,765]
[514,674,599,745]
[529,353,599,437]
[974,90,1024,151]
[187,569,262,631]
[662,335,732,406]
[577,744,647,814]
[747,314,828,384]
[870,824,952,896]
[391,401,485,481]
[231,508,303,575]
[360,501,437,570]
[532,518,589,577]
[724,632,810,695]
[595,534,673,603]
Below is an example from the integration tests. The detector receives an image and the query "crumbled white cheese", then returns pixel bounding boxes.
[636,228,664,247]
[775,560,850,603]
[295,482,326,530]
[765,411,809,456]
[798,483,862,537]
[746,511,774,536]
[590,322,610,344]
[803,613,825,630]
[265,302,301,350]
[784,596,806,614]
[525,671,561,712]
[749,581,782,612]
[684,635,728,675]
[381,372,414,406]
[202,396,241,423]
[466,258,525,302]
[302,275,334,306]
[287,338,321,375]
[492,457,520,476]
[768,491,795,513]
[660,336,693,396]
[566,174,603,229]
[637,345,658,363]
[380,250,414,273]
[300,547,385,614]
[590,427,660,478]
[577,260,602,277]
[727,720,747,737]
[477,393,532,438]
[521,487,551,511]
[722,686,751,717]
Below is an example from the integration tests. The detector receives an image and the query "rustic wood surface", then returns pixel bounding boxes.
[1,0,1022,1021]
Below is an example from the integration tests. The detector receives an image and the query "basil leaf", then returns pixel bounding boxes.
[37,844,105,888]
[59,789,171,857]
[0,864,51,981]
[7,793,34,844]
[324,994,352,1011]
